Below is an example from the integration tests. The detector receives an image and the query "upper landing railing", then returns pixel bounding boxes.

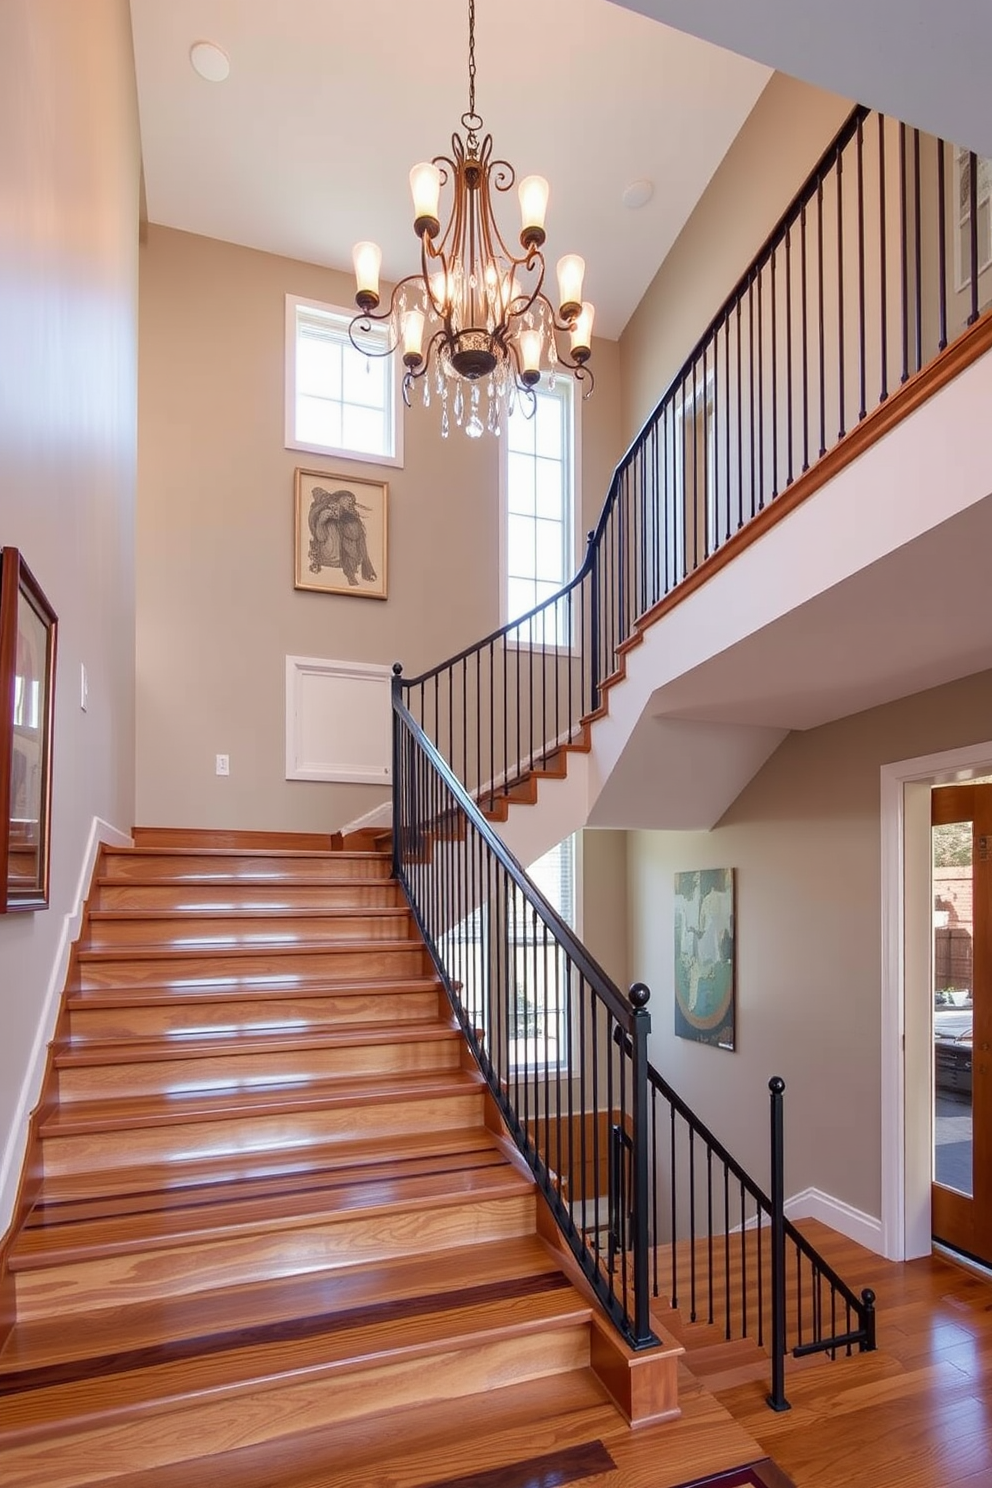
[399,106,992,800]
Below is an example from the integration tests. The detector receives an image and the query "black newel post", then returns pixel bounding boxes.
[629,982,656,1348]
[767,1075,791,1411]
[588,531,600,714]
[391,663,403,881]
[861,1287,877,1352]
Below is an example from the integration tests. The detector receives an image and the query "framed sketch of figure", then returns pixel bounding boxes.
[294,469,388,600]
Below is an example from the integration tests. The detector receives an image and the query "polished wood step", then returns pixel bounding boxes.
[37,1069,487,1177]
[85,906,417,949]
[95,878,403,911]
[130,828,340,851]
[76,940,432,989]
[11,1154,538,1317]
[54,1020,464,1101]
[101,848,392,883]
[65,977,446,1039]
[0,1280,592,1486]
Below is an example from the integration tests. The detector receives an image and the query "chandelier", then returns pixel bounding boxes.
[349,0,594,438]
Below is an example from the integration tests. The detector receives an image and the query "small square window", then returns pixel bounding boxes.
[285,295,403,467]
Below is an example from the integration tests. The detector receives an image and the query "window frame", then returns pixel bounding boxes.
[498,375,581,650]
[284,293,404,469]
[954,148,992,294]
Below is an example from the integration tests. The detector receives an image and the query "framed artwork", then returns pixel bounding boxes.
[673,868,735,1050]
[294,468,388,600]
[0,549,58,912]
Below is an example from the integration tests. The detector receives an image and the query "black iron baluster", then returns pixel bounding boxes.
[879,114,889,402]
[688,1126,697,1321]
[651,1082,659,1297]
[899,122,909,381]
[913,129,922,372]
[488,640,495,809]
[591,989,602,1267]
[768,1076,790,1411]
[770,245,778,498]
[801,199,810,469]
[736,300,744,527]
[857,114,867,420]
[701,346,710,557]
[629,983,652,1346]
[724,1162,731,1339]
[748,277,756,517]
[968,149,980,325]
[740,1177,747,1340]
[937,137,948,350]
[757,1195,764,1348]
[785,225,794,485]
[706,1146,714,1325]
[817,175,826,455]
[837,144,846,439]
[724,313,731,541]
[670,1106,678,1309]
[757,265,765,510]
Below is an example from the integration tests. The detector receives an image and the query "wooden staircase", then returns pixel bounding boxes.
[0,830,682,1488]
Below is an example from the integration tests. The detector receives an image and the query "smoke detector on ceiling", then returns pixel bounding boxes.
[189,41,230,83]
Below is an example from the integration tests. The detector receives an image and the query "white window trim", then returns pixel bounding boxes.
[285,293,405,469]
[953,148,992,294]
[498,375,582,650]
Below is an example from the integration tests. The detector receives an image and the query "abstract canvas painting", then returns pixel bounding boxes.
[674,868,735,1050]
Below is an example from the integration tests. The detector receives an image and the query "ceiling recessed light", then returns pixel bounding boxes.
[622,179,654,211]
[190,41,230,83]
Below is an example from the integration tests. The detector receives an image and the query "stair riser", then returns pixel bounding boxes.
[96,882,403,911]
[86,913,415,949]
[57,1037,463,1101]
[102,853,391,883]
[66,990,445,1040]
[78,945,431,989]
[13,1193,538,1319]
[41,1091,485,1179]
[0,1325,589,1487]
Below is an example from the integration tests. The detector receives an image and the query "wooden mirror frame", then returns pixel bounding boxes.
[0,548,58,912]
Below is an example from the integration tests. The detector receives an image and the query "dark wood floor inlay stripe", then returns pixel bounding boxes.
[421,1439,616,1488]
[0,1269,571,1398]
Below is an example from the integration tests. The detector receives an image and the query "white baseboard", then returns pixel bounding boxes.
[0,816,132,1237]
[784,1186,883,1254]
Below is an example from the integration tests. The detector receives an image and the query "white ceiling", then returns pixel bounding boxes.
[610,0,992,160]
[128,0,771,340]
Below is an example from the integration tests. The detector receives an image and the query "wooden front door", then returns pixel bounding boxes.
[931,783,992,1265]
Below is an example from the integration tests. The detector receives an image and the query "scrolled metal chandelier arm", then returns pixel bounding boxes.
[348,0,595,438]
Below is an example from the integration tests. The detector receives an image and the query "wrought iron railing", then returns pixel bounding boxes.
[392,677,656,1349]
[644,1067,875,1412]
[392,677,875,1400]
[400,106,991,804]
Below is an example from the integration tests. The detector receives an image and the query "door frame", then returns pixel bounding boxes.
[881,739,992,1260]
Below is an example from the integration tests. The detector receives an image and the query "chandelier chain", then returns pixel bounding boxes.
[467,0,476,120]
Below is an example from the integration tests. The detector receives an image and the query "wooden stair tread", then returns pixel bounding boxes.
[87,907,412,922]
[38,1067,485,1135]
[9,1152,534,1268]
[0,1281,591,1439]
[77,937,422,962]
[34,1127,506,1204]
[103,847,391,861]
[66,973,443,1006]
[0,1235,563,1371]
[54,1020,460,1066]
[62,1369,620,1488]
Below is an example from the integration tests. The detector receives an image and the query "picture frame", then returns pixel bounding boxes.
[0,548,58,912]
[673,868,736,1050]
[294,468,388,600]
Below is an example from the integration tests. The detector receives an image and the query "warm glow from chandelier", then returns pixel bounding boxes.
[349,0,594,438]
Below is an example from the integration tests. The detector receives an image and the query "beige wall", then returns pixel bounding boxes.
[0,0,140,1224]
[619,73,853,446]
[136,228,623,832]
[627,667,992,1221]
[579,829,629,992]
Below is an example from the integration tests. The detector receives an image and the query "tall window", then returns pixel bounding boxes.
[508,835,577,1071]
[285,295,401,466]
[502,378,576,644]
[956,150,992,290]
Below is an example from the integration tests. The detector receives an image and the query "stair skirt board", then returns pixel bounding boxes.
[0,818,132,1244]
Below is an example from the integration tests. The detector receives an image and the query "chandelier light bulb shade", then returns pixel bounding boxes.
[556,254,585,323]
[570,302,595,362]
[410,162,442,238]
[402,308,426,366]
[348,0,594,437]
[518,175,549,249]
[352,241,382,312]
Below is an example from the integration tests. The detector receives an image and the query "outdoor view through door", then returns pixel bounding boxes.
[931,782,992,1268]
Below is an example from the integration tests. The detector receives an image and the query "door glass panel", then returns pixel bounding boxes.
[933,819,974,1195]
